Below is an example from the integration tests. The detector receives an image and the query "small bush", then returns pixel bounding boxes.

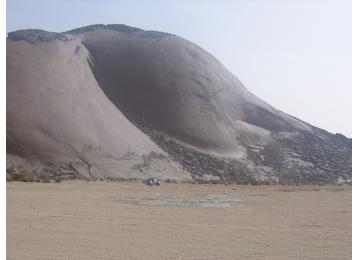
[10,172,27,182]
[7,172,63,183]
[6,172,37,182]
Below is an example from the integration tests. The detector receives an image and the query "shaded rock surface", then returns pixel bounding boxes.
[69,25,312,157]
[6,25,351,184]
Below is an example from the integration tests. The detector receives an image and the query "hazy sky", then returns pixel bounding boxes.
[7,0,352,137]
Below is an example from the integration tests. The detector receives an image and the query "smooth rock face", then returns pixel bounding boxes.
[6,24,352,183]
[69,25,311,156]
[6,29,191,181]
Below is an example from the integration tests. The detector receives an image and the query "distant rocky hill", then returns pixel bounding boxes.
[6,24,351,184]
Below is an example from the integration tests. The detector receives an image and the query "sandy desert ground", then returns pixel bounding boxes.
[7,181,351,260]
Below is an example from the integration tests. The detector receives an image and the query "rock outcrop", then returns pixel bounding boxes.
[6,24,351,184]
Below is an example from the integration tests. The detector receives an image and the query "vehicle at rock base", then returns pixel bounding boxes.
[145,178,161,186]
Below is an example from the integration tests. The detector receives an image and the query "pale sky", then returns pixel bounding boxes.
[7,0,352,137]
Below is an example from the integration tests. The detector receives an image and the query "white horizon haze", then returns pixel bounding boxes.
[6,0,352,137]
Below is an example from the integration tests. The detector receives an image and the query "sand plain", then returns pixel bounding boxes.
[7,181,351,260]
